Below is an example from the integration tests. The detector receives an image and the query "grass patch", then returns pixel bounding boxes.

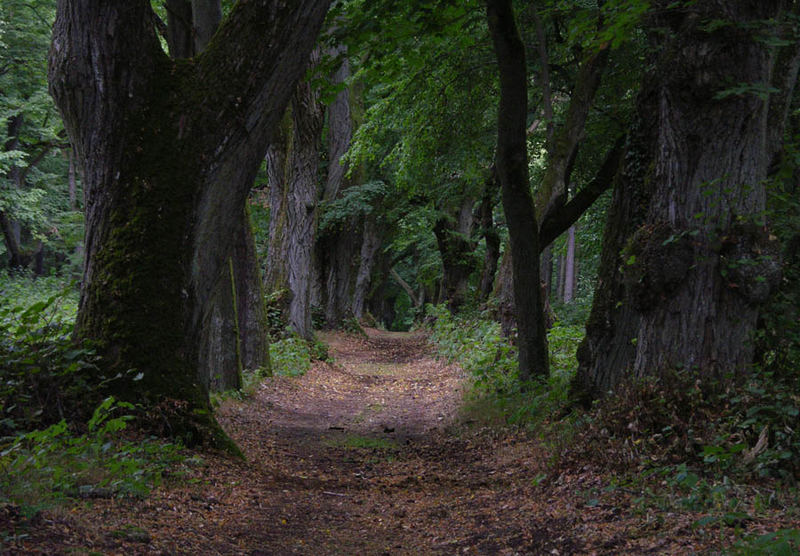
[325,434,398,451]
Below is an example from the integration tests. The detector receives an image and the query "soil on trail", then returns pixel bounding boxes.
[7,329,795,554]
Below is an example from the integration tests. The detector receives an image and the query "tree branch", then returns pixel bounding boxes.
[539,136,625,251]
[390,268,420,307]
[193,0,332,159]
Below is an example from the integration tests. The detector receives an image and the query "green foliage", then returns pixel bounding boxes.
[0,276,98,435]
[263,289,289,338]
[0,396,184,514]
[729,529,800,555]
[318,180,388,234]
[426,304,583,427]
[0,0,83,275]
[0,277,186,515]
[269,335,312,377]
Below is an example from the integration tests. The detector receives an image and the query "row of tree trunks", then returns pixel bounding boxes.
[312,51,383,329]
[49,0,331,445]
[573,1,799,401]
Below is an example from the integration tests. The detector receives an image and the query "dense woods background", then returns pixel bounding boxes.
[2,0,800,552]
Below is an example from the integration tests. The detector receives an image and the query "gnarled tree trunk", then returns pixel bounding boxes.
[573,1,798,401]
[163,0,268,390]
[49,0,330,444]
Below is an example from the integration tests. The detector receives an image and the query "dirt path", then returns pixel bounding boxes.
[215,328,539,554]
[10,328,787,554]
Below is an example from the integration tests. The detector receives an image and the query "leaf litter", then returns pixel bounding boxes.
[3,328,797,554]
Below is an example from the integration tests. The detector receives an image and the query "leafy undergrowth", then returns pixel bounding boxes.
[0,274,187,546]
[0,397,185,514]
[426,304,800,554]
[1,292,798,553]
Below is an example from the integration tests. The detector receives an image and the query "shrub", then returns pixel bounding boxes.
[425,304,584,427]
[0,283,100,436]
[0,396,184,514]
[269,335,312,377]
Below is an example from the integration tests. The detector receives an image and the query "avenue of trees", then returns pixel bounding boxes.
[1,0,798,446]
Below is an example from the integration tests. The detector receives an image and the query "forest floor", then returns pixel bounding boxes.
[6,329,797,554]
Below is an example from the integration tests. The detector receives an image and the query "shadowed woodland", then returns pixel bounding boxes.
[1,0,800,553]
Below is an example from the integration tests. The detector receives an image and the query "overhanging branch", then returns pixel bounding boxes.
[538,136,625,251]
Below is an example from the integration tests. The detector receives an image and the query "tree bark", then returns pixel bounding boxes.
[163,0,268,391]
[573,1,794,402]
[233,207,269,372]
[192,0,222,53]
[165,0,194,58]
[324,48,353,203]
[264,52,325,340]
[49,0,331,444]
[352,216,382,319]
[318,51,359,327]
[478,169,501,301]
[487,0,549,380]
[433,197,476,312]
[563,225,576,303]
[67,149,78,211]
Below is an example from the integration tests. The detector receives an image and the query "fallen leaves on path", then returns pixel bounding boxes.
[4,328,797,554]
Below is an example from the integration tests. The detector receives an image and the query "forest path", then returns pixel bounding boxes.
[25,329,732,554]
[213,328,556,554]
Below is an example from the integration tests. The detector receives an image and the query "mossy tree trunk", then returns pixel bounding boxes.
[49,0,330,444]
[264,51,325,340]
[433,197,476,312]
[573,1,799,401]
[164,0,268,389]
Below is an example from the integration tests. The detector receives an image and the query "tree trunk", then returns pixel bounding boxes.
[264,110,293,320]
[233,207,269,372]
[563,225,576,303]
[324,48,352,204]
[67,149,78,211]
[1,115,30,271]
[487,0,549,380]
[433,197,476,312]
[192,0,221,53]
[316,52,383,328]
[321,220,361,326]
[478,167,501,301]
[540,246,553,298]
[319,50,364,327]
[49,0,331,445]
[573,1,795,402]
[352,216,382,319]
[264,53,325,340]
[165,0,193,58]
[164,0,267,391]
